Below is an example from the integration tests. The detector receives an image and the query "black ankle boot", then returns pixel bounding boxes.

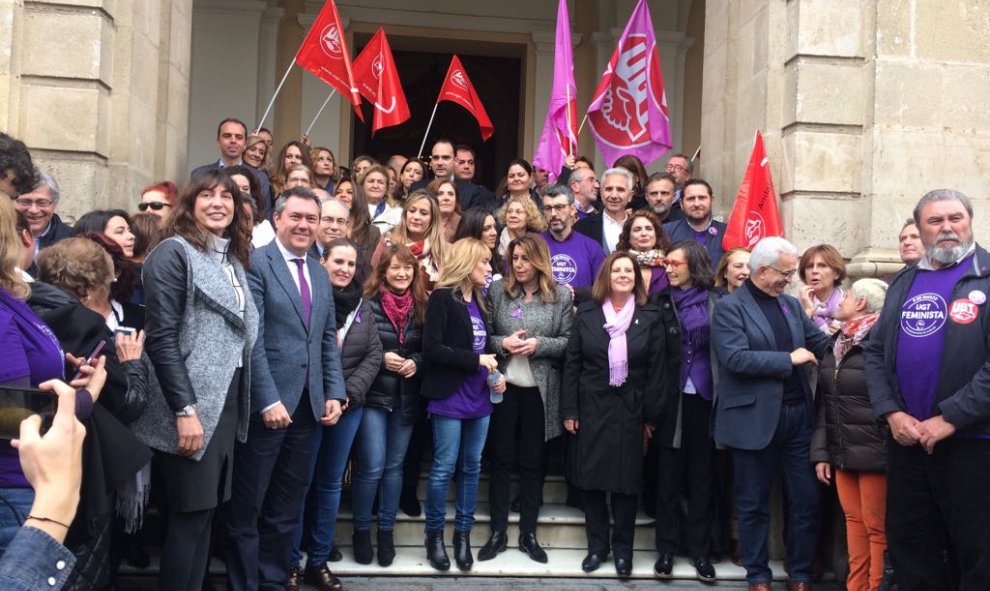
[352,529,373,564]
[377,529,395,567]
[478,529,508,561]
[453,530,473,571]
[425,530,450,571]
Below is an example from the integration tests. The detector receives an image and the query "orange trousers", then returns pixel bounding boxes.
[835,469,887,591]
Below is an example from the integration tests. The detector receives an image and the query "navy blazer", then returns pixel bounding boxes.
[247,240,346,419]
[663,218,728,268]
[711,285,830,450]
[574,213,608,254]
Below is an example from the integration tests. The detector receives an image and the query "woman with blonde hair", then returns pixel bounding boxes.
[479,235,573,564]
[420,238,506,572]
[372,190,448,289]
[363,164,403,232]
[496,194,546,258]
[714,247,751,295]
[242,134,270,175]
[310,146,338,192]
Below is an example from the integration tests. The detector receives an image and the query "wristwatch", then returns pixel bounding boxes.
[175,405,197,417]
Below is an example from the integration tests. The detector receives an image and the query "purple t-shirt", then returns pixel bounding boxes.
[895,255,973,420]
[0,289,65,489]
[428,299,492,420]
[541,230,606,289]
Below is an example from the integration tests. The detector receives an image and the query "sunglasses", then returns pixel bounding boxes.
[138,201,171,212]
[663,259,687,269]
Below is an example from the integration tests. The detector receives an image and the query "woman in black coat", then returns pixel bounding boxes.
[561,251,670,579]
[811,278,889,591]
[350,244,428,567]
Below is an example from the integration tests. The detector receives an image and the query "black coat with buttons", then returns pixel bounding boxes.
[649,289,687,448]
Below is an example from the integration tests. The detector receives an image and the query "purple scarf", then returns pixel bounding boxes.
[602,296,635,386]
[671,286,714,399]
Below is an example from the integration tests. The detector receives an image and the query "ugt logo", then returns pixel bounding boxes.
[589,34,667,149]
[451,69,468,91]
[320,24,342,57]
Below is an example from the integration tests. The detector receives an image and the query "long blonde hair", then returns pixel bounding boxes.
[388,192,448,263]
[0,196,29,299]
[503,234,557,303]
[436,238,490,310]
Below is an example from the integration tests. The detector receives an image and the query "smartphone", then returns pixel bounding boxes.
[0,386,57,440]
[114,327,136,337]
[70,339,107,382]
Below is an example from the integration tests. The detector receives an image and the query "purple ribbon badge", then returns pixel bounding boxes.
[708,226,718,236]
[511,306,523,320]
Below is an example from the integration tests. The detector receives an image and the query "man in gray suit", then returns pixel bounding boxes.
[711,236,830,591]
[223,187,346,591]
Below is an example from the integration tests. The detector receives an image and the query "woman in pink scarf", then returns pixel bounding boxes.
[560,251,672,579]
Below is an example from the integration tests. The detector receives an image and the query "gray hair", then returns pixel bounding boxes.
[600,167,634,191]
[848,278,888,314]
[913,189,973,224]
[274,187,321,215]
[569,167,592,186]
[748,236,799,274]
[321,197,350,215]
[544,183,574,205]
[35,171,61,204]
[668,153,694,174]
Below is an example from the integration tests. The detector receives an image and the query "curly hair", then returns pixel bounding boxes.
[36,237,115,302]
[0,132,38,197]
[616,210,671,254]
[496,193,547,233]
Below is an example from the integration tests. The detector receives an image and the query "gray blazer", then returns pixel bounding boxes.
[487,279,573,441]
[248,240,346,418]
[711,285,829,451]
[135,237,259,460]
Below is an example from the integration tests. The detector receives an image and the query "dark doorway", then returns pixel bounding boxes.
[351,36,522,191]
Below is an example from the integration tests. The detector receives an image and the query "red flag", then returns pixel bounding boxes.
[353,28,410,135]
[723,130,783,251]
[294,0,363,121]
[436,56,494,140]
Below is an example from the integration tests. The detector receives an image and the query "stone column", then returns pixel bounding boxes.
[0,0,192,218]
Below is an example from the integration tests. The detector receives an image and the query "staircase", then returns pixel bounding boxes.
[321,472,789,581]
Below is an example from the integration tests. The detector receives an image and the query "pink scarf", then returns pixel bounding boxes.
[602,296,635,386]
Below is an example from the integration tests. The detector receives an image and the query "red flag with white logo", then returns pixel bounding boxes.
[436,55,494,140]
[295,0,363,121]
[353,28,410,135]
[723,130,783,251]
[586,0,671,166]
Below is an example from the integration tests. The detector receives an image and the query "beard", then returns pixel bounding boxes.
[927,231,972,264]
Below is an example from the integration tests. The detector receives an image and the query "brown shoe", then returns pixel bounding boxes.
[286,565,304,591]
[788,582,813,591]
[748,584,773,591]
[305,563,344,591]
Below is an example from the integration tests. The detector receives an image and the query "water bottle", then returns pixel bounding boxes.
[487,370,503,404]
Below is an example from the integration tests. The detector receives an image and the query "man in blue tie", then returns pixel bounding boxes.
[222,187,346,591]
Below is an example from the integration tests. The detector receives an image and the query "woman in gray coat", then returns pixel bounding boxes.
[478,234,573,563]
[137,169,258,591]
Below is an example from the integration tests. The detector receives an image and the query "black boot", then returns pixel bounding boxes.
[425,530,450,572]
[400,485,421,516]
[453,530,473,572]
[478,529,508,561]
[352,529,373,564]
[377,529,396,567]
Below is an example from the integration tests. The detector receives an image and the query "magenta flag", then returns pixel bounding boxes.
[533,0,578,183]
[586,0,672,166]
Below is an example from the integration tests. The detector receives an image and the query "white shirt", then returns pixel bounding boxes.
[274,236,312,297]
[602,211,628,254]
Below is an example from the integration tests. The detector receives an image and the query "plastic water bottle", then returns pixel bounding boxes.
[487,370,503,404]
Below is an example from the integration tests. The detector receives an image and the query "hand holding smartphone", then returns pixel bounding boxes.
[0,387,56,440]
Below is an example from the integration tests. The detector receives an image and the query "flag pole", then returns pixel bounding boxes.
[690,144,701,162]
[256,60,296,132]
[417,102,440,159]
[565,86,573,157]
[304,90,338,136]
[577,113,588,136]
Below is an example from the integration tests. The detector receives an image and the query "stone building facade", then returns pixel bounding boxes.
[2,0,989,274]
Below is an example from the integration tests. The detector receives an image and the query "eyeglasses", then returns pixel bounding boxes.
[138,201,171,211]
[665,163,687,173]
[542,204,570,214]
[15,198,53,209]
[767,266,797,280]
[663,259,686,269]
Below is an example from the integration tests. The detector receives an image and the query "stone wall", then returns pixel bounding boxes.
[0,0,192,220]
[702,0,990,277]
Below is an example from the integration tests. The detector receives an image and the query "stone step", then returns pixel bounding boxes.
[334,500,657,551]
[415,473,571,504]
[300,548,783,581]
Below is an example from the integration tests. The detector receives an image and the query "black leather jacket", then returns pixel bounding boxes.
[365,295,426,424]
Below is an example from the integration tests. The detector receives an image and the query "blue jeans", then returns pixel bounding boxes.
[424,414,490,533]
[0,487,34,557]
[351,407,414,532]
[292,407,363,566]
[732,402,821,584]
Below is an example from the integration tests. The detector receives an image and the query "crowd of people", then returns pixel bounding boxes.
[0,121,986,591]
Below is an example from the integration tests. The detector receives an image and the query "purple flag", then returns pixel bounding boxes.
[586,0,672,167]
[533,0,578,184]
